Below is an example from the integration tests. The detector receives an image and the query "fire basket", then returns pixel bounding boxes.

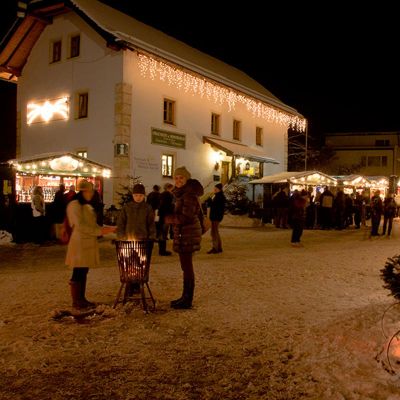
[114,240,156,312]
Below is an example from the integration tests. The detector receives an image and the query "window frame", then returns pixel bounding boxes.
[50,40,62,64]
[211,113,220,135]
[69,34,80,59]
[161,154,175,178]
[76,149,88,158]
[75,92,88,119]
[163,98,176,125]
[256,126,263,146]
[233,119,241,141]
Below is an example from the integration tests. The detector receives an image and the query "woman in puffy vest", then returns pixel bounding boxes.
[165,166,204,309]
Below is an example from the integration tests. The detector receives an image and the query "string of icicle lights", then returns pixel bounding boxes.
[138,53,306,132]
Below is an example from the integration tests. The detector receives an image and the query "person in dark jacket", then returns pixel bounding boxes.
[382,194,396,237]
[370,190,383,237]
[165,166,204,309]
[158,183,174,256]
[289,190,307,247]
[117,183,156,295]
[206,183,226,254]
[146,185,161,211]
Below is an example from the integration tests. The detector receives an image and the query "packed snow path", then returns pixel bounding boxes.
[1,216,400,400]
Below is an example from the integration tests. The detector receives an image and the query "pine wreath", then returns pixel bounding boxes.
[381,255,400,300]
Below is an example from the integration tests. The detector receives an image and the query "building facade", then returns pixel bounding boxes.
[0,0,306,206]
[325,132,400,176]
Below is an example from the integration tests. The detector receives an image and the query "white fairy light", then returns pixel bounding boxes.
[27,97,69,125]
[138,53,306,131]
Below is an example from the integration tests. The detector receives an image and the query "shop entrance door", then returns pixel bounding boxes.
[221,161,230,185]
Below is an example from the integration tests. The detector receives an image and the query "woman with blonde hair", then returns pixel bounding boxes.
[65,180,114,309]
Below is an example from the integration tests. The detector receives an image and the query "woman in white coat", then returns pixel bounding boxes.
[65,180,112,309]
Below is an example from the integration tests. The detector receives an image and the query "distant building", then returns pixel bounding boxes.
[0,0,305,206]
[325,131,400,176]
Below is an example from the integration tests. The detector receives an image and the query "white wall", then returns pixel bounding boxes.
[123,51,287,196]
[17,12,123,205]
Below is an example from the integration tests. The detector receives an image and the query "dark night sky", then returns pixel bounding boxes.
[1,0,399,160]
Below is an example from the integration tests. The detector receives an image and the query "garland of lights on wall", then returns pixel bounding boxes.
[137,53,306,132]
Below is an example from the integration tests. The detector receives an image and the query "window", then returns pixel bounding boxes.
[163,99,175,125]
[233,120,241,141]
[51,40,62,63]
[365,155,387,167]
[256,127,263,146]
[69,34,80,58]
[211,113,220,135]
[114,143,129,156]
[77,150,87,158]
[375,139,390,146]
[162,154,174,177]
[77,93,88,119]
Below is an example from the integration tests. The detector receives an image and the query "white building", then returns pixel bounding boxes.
[0,0,306,206]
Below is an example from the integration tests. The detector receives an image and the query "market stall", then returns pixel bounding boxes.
[6,152,112,243]
[9,152,111,203]
[248,171,337,223]
[333,175,371,196]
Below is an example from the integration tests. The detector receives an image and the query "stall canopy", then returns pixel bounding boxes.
[249,171,337,186]
[333,175,370,187]
[203,136,279,164]
[8,152,112,178]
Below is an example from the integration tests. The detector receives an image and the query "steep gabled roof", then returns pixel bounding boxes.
[0,0,302,118]
[70,0,297,114]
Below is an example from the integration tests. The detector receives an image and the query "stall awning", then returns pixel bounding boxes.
[203,136,279,164]
[249,171,337,185]
[8,152,112,178]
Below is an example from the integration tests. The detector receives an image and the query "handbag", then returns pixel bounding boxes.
[198,199,211,235]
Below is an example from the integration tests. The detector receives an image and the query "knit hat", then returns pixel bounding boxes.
[215,183,223,190]
[132,183,145,195]
[78,179,93,191]
[173,166,191,179]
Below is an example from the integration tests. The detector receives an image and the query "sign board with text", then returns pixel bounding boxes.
[151,128,186,149]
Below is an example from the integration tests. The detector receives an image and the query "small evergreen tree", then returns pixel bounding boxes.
[224,181,249,215]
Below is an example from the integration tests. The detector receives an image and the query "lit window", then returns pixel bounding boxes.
[51,40,61,63]
[163,99,175,125]
[211,113,220,135]
[256,127,263,146]
[70,35,80,58]
[77,150,87,158]
[233,120,241,141]
[77,93,88,119]
[162,154,174,177]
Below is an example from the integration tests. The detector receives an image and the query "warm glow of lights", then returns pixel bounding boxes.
[138,53,306,131]
[102,169,111,178]
[27,97,69,125]
[49,156,79,172]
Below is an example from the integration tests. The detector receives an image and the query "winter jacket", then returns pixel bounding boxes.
[167,179,204,253]
[65,200,101,269]
[146,191,161,211]
[158,191,175,223]
[117,201,156,240]
[209,191,226,222]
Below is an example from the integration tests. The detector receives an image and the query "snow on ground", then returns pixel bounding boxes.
[1,216,400,399]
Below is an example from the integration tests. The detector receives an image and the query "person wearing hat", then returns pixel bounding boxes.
[165,166,204,309]
[117,183,157,295]
[65,179,115,309]
[206,183,226,254]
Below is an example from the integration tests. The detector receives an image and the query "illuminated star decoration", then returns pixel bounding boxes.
[27,97,69,125]
[138,53,306,132]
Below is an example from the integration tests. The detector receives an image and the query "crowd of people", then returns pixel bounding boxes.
[270,186,399,247]
[22,175,400,310]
